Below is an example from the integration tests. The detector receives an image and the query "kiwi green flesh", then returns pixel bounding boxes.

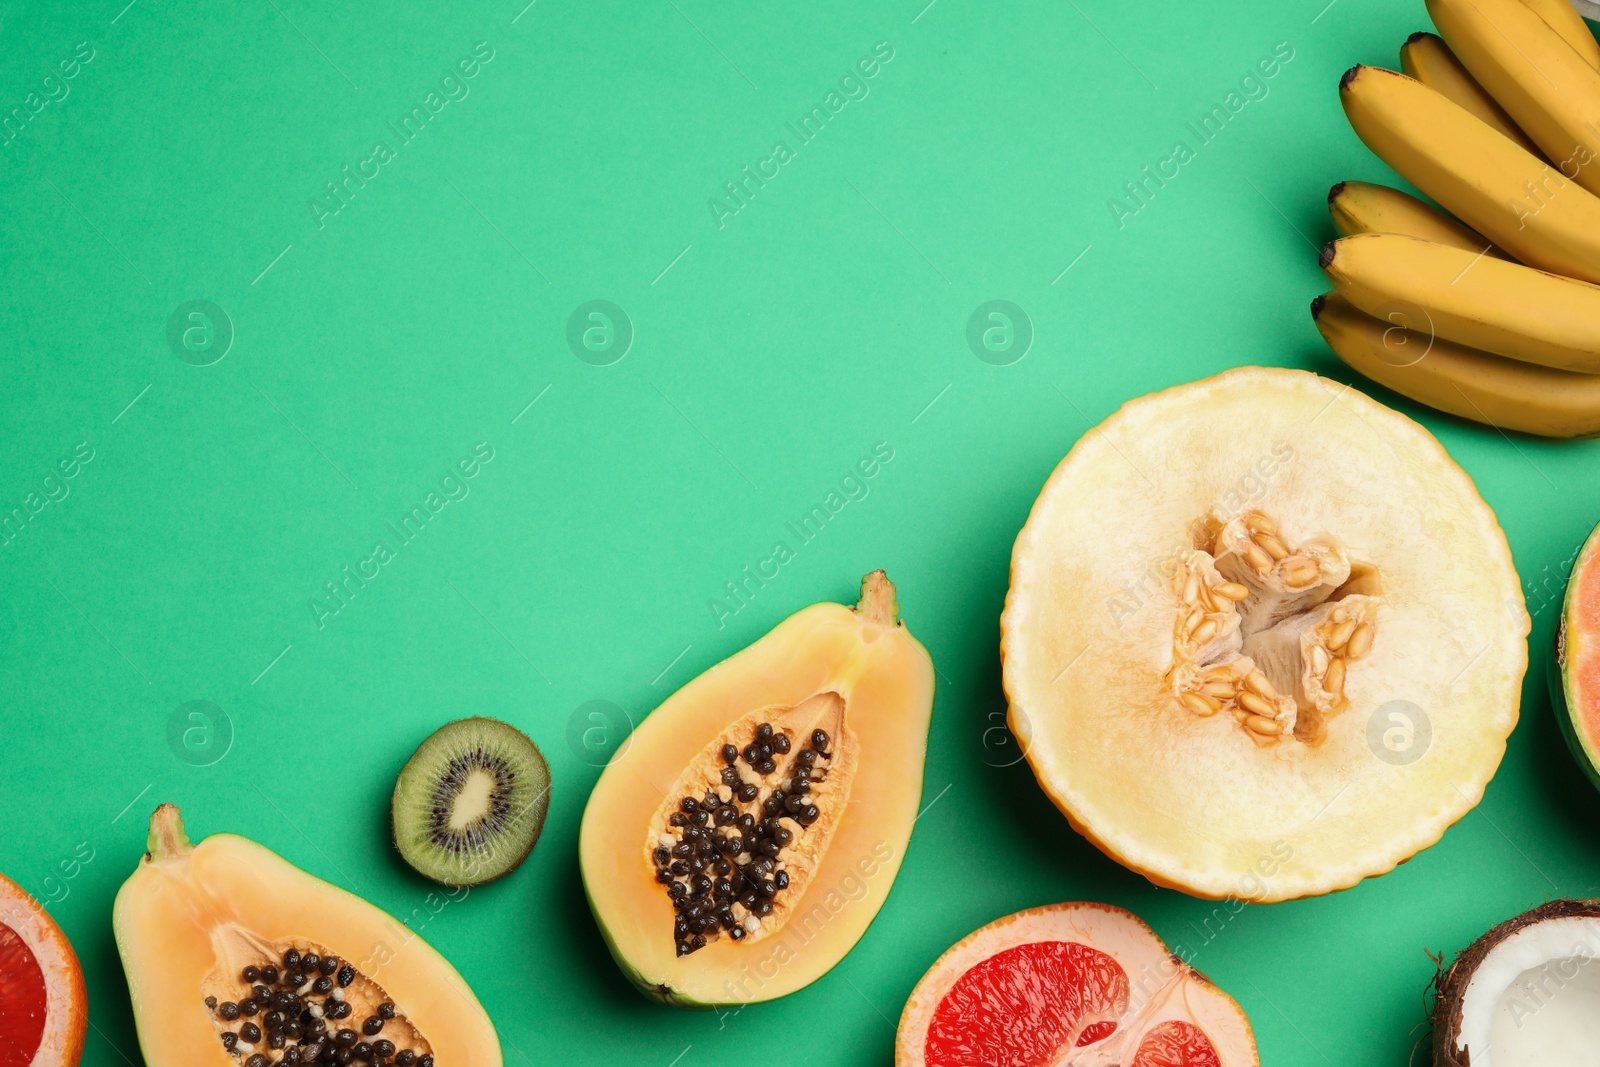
[392,716,551,886]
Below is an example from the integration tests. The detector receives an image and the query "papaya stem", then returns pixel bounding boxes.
[855,570,900,626]
[147,803,193,861]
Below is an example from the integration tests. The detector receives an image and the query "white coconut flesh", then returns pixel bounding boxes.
[1002,368,1529,900]
[1456,916,1600,1064]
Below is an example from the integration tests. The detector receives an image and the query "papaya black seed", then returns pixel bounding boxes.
[206,996,218,1009]
[284,949,302,968]
[670,860,690,875]
[219,1002,241,1020]
[691,810,709,826]
[773,827,793,847]
[337,1050,355,1066]
[760,879,777,896]
[737,813,756,832]
[714,858,731,875]
[264,1010,285,1030]
[355,1043,374,1062]
[762,798,781,817]
[757,742,772,759]
[396,1053,416,1067]
[260,966,280,985]
[286,1022,304,1040]
[738,784,759,802]
[757,723,773,741]
[719,767,740,787]
[773,733,791,754]
[691,935,707,950]
[300,954,321,972]
[361,1017,383,1037]
[222,1033,239,1050]
[418,1054,435,1067]
[791,779,810,794]
[811,729,829,750]
[692,874,713,894]
[757,759,776,775]
[285,970,307,987]
[720,835,742,854]
[336,1029,359,1048]
[337,964,355,987]
[270,1033,288,1051]
[653,847,670,865]
[370,1041,394,1059]
[319,956,340,977]
[241,1023,262,1043]
[797,749,816,766]
[679,797,699,813]
[775,870,790,890]
[328,1000,353,1020]
[672,842,692,859]
[253,984,272,1002]
[721,744,738,764]
[714,805,735,826]
[313,977,333,995]
[729,925,746,941]
[243,966,261,982]
[669,813,688,828]
[755,898,774,917]
[239,999,259,1017]
[676,941,691,957]
[248,1056,270,1067]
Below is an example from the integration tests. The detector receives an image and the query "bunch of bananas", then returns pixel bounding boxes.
[1311,0,1600,437]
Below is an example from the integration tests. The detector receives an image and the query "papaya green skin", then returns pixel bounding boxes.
[1553,519,1600,795]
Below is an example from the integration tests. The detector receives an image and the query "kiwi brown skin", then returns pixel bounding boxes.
[1431,898,1600,1065]
[390,716,551,887]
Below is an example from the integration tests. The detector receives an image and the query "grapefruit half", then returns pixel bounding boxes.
[0,870,86,1067]
[895,903,1256,1067]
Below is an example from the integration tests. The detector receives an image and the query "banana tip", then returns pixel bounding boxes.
[1339,65,1363,91]
[1318,242,1337,269]
[1404,30,1431,45]
[1327,181,1345,203]
[1310,293,1327,319]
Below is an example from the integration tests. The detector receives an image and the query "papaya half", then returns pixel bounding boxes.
[113,804,501,1067]
[580,571,936,1008]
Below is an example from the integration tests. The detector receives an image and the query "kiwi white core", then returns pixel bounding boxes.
[450,770,498,830]
[1458,916,1600,1064]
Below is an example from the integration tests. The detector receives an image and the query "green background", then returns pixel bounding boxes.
[2,0,1598,1063]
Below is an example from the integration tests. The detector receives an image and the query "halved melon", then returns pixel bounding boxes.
[1002,367,1528,900]
[1555,519,1600,791]
[895,903,1257,1066]
[0,871,85,1067]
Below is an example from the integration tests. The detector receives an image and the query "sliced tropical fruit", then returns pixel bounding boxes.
[1432,899,1600,1065]
[1002,367,1528,899]
[114,804,501,1067]
[580,571,935,1007]
[1554,519,1600,790]
[0,871,85,1067]
[895,903,1257,1067]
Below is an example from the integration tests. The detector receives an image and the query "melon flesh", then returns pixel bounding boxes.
[1002,368,1528,900]
[894,903,1256,1067]
[1555,519,1600,789]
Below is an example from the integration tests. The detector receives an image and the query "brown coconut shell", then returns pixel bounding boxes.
[1431,898,1600,1066]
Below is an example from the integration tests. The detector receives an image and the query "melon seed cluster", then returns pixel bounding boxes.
[205,948,432,1067]
[654,721,831,957]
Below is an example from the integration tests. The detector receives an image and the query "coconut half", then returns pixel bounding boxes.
[1002,367,1529,899]
[1433,899,1600,1066]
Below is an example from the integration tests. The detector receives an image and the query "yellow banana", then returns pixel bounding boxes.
[1399,32,1542,154]
[1428,0,1600,193]
[1520,0,1600,69]
[1321,232,1600,372]
[1339,65,1600,283]
[1327,179,1505,257]
[1311,291,1600,438]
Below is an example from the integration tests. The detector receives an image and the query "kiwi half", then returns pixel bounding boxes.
[392,717,551,886]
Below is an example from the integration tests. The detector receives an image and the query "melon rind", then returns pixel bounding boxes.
[1001,367,1529,901]
[1553,519,1600,793]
